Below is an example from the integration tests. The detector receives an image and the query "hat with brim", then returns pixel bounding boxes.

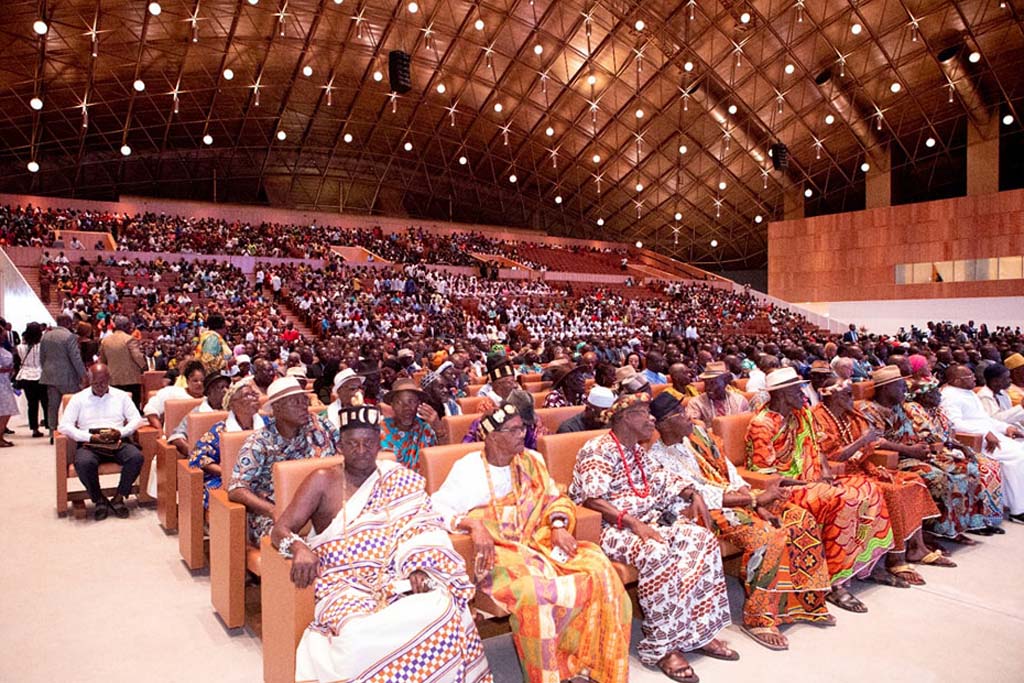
[235,354,252,365]
[333,368,365,393]
[265,376,308,406]
[614,365,638,387]
[698,361,730,381]
[203,372,231,392]
[383,377,428,404]
[870,365,904,388]
[550,360,584,389]
[765,367,807,392]
[1005,353,1024,371]
[809,360,833,375]
[286,366,308,380]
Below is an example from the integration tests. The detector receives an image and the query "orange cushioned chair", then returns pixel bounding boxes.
[534,406,583,434]
[457,395,490,414]
[532,390,552,408]
[650,383,669,397]
[156,397,204,531]
[260,453,395,683]
[732,377,749,392]
[142,369,167,396]
[175,410,229,570]
[442,412,483,445]
[55,393,157,518]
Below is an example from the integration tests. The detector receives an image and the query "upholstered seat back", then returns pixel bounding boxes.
[442,413,482,445]
[710,412,754,467]
[419,442,484,494]
[537,429,608,489]
[163,398,204,438]
[534,406,583,434]
[852,381,875,401]
[187,410,228,448]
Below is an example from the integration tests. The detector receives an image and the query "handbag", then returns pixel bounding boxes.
[14,345,41,385]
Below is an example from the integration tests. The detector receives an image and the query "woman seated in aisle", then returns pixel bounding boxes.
[271,406,492,683]
[188,378,264,507]
[433,404,632,683]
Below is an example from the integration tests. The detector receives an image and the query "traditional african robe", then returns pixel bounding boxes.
[228,415,338,544]
[813,403,939,552]
[745,408,893,585]
[570,433,731,666]
[685,392,750,426]
[433,450,631,683]
[296,461,492,683]
[381,416,437,469]
[885,401,1004,534]
[188,411,265,508]
[648,428,831,628]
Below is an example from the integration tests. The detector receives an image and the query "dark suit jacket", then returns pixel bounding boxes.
[39,327,86,393]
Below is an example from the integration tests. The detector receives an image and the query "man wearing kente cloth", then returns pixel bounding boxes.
[433,404,631,683]
[272,406,492,683]
[745,368,894,615]
[647,392,833,652]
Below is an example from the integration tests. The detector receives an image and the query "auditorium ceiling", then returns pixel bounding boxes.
[1,1,1022,268]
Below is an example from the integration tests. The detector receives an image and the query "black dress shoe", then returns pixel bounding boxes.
[109,498,130,519]
[94,503,110,521]
[31,430,44,438]
[987,525,1006,534]
[3,428,13,435]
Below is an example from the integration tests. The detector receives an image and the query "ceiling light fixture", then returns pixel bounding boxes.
[404,141,413,151]
[33,20,48,35]
[29,97,43,110]
[148,2,162,16]
[968,51,981,63]
[804,188,813,197]
[545,126,554,136]
[754,214,763,223]
[596,218,604,226]
[674,212,683,220]
[678,144,688,155]
[784,63,795,74]
[851,23,862,35]
[493,102,503,113]
[458,155,467,165]
[740,12,751,24]
[343,132,353,143]
[203,134,213,145]
[635,19,645,31]
[533,44,543,55]
[555,195,562,204]
[407,2,418,13]
[890,82,902,93]
[925,137,936,147]
[373,70,383,82]
[436,83,446,94]
[474,18,485,31]
[824,113,835,125]
[509,174,517,183]
[587,74,597,85]
[710,239,718,248]
[276,130,287,141]
[718,181,727,190]
[861,162,870,172]
[120,144,132,156]
[635,182,644,192]
[1003,114,1015,125]
[302,65,313,77]
[223,68,234,80]
[133,79,146,92]
[27,160,40,173]
[592,153,601,163]
[683,61,694,72]
[635,240,643,248]
[727,104,738,115]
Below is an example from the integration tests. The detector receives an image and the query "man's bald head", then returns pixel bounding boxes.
[89,363,111,396]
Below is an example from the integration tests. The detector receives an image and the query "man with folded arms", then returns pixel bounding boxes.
[58,363,146,520]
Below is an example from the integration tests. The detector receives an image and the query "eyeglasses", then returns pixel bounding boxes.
[496,424,527,434]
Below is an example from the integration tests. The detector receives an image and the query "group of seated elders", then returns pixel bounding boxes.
[58,364,145,520]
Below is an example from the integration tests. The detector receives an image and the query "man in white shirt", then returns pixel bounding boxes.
[941,364,1024,523]
[58,364,146,520]
[977,364,1024,428]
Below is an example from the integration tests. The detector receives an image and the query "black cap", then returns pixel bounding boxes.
[649,392,683,422]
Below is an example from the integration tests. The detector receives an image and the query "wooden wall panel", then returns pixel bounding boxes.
[768,188,1024,302]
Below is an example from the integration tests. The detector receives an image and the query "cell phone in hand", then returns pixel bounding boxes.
[550,547,569,563]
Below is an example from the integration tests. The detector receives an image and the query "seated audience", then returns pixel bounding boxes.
[380,378,441,467]
[167,372,231,456]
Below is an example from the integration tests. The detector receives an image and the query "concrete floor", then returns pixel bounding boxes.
[2,409,1023,683]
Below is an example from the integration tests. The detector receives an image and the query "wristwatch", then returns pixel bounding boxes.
[550,517,569,529]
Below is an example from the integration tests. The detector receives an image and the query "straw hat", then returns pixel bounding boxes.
[698,361,730,380]
[765,367,806,392]
[332,368,365,393]
[870,365,904,388]
[265,377,307,406]
[383,377,427,403]
[614,365,638,386]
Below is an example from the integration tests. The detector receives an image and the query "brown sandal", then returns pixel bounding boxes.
[657,652,699,683]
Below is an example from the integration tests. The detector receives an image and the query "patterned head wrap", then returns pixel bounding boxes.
[906,378,939,400]
[818,378,852,398]
[602,392,650,423]
[480,404,519,437]
[338,406,381,432]
[420,370,444,388]
[223,377,255,409]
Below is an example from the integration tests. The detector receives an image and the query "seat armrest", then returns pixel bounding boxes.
[449,533,476,581]
[137,425,159,459]
[209,487,248,629]
[867,449,899,469]
[736,467,778,489]
[260,536,314,683]
[956,432,984,453]
[574,506,602,545]
[177,460,207,570]
[55,434,74,516]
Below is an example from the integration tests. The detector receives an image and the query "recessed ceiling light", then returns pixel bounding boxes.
[148,2,162,17]
[824,113,835,125]
[29,97,43,110]
[33,20,48,36]
[302,65,313,77]
[754,214,763,223]
[120,144,132,156]
[718,181,727,190]
[509,174,517,183]
[458,155,467,165]
[276,130,287,141]
[27,160,40,173]
[890,82,902,93]
[968,51,981,63]
[635,108,644,118]
[674,212,683,220]
[740,12,751,24]
[925,137,936,147]
[343,133,353,143]
[474,18,485,31]
[223,68,234,80]
[407,2,418,14]
[851,23,862,35]
[587,74,597,85]
[710,239,718,248]
[804,188,813,198]
[493,102,503,113]
[372,70,383,82]
[133,79,146,92]
[635,240,643,248]
[436,83,446,94]
[533,44,543,55]
[784,63,795,75]
[555,195,562,204]
[203,134,213,145]
[545,126,554,136]
[678,144,688,155]
[860,162,870,172]
[404,141,413,151]
[248,0,260,5]
[635,182,644,192]
[596,218,604,226]
[592,154,601,163]
[1003,114,1015,125]
[684,61,694,72]
[635,20,645,31]
[727,104,738,115]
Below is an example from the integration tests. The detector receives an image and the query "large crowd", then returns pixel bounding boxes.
[5,208,1023,683]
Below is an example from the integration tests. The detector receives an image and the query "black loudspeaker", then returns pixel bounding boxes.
[388,50,412,94]
[770,143,789,171]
